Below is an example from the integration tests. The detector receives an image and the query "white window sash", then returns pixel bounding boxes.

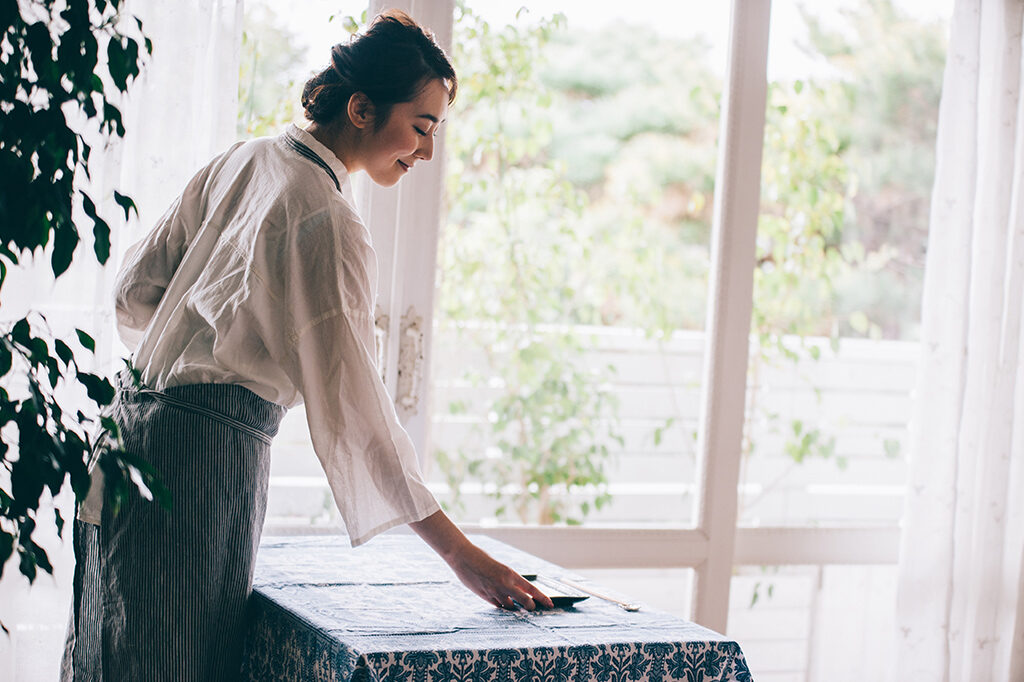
[690,0,772,631]
[358,0,455,463]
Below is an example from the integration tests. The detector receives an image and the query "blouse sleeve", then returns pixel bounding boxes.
[113,157,221,350]
[113,197,190,350]
[258,205,440,546]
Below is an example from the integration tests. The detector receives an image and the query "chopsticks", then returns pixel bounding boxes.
[551,576,642,612]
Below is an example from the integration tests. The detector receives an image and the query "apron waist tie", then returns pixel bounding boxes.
[137,389,275,446]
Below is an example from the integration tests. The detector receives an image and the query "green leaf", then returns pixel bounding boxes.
[67,451,92,502]
[46,356,60,388]
[107,38,129,90]
[849,311,870,334]
[77,372,115,405]
[100,416,119,436]
[12,318,31,346]
[92,214,111,263]
[0,531,13,568]
[18,546,37,583]
[124,38,140,80]
[0,0,18,26]
[103,101,125,136]
[54,339,74,366]
[76,329,96,352]
[113,191,137,221]
[30,541,53,575]
[29,336,49,362]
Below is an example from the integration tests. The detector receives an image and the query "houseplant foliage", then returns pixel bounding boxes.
[0,0,167,592]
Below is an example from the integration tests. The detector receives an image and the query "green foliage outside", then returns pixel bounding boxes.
[802,0,946,340]
[741,0,946,469]
[0,0,168,594]
[434,7,621,524]
[237,0,308,137]
[434,0,945,523]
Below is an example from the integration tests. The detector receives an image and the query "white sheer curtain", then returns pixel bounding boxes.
[0,2,242,679]
[894,1,1024,680]
[117,0,243,242]
[101,0,244,368]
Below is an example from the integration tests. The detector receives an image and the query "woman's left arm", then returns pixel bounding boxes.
[409,510,554,611]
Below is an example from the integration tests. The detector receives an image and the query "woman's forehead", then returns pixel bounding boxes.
[404,79,449,121]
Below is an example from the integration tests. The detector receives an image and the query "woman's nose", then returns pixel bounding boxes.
[417,135,434,162]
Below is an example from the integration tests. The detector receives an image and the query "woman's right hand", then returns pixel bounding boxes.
[408,509,554,610]
[446,540,553,610]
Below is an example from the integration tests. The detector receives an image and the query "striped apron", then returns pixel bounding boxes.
[61,371,286,681]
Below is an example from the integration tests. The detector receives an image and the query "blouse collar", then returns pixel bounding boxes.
[285,124,355,203]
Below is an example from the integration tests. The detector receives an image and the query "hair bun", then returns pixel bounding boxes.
[300,10,457,126]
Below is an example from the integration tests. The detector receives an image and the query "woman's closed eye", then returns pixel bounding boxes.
[414,126,428,136]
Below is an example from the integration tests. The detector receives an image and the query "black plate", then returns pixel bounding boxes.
[521,574,590,607]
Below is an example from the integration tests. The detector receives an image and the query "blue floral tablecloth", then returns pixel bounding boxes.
[241,534,752,682]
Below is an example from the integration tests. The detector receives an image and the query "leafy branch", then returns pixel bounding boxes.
[0,317,169,592]
[1,0,165,588]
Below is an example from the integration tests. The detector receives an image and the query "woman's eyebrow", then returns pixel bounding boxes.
[417,114,444,124]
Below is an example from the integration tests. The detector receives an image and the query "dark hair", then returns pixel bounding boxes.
[301,9,457,128]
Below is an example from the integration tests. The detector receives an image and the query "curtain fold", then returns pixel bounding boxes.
[894,1,1024,680]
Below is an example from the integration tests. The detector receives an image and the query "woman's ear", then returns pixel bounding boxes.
[347,92,375,129]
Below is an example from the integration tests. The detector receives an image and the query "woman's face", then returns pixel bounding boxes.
[360,78,449,187]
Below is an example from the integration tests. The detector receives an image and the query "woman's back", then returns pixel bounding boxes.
[116,126,373,408]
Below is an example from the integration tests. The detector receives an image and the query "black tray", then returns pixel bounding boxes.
[520,574,590,607]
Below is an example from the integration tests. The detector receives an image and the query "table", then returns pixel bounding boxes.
[241,535,753,682]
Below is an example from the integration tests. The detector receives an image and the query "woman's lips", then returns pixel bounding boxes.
[398,160,411,172]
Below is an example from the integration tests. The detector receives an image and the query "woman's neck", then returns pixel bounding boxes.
[305,121,361,173]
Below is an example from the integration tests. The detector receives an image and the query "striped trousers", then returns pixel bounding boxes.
[61,373,286,681]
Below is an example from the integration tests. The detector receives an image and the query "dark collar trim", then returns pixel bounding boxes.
[284,133,341,192]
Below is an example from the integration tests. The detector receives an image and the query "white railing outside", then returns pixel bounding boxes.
[267,325,917,531]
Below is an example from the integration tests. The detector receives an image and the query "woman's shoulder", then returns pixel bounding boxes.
[211,134,360,223]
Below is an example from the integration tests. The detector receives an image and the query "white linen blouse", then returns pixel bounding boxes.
[96,124,440,546]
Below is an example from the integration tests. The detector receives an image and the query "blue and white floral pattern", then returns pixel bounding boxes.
[241,536,752,682]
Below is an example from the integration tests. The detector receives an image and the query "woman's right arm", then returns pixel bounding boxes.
[263,206,550,609]
[113,194,191,350]
[409,509,553,610]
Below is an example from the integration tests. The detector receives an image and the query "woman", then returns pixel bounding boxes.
[62,10,552,681]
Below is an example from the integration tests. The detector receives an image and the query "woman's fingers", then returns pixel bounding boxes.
[508,573,553,610]
[512,591,536,610]
[524,579,555,609]
[494,574,554,611]
[444,539,556,610]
